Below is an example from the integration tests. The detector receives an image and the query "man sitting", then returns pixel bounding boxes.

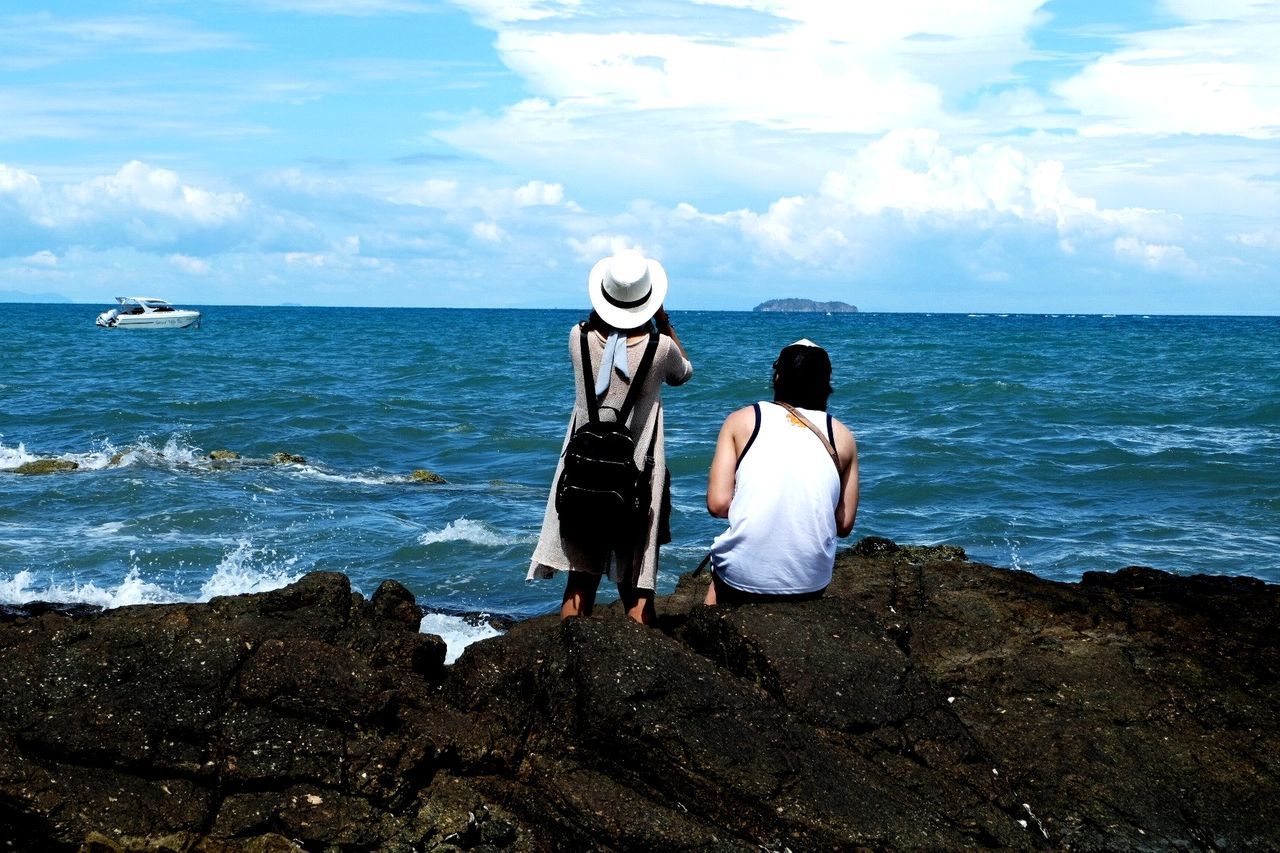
[704,339,859,604]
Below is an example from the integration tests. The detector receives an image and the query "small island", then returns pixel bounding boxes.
[754,298,858,313]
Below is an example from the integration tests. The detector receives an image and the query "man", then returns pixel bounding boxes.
[704,339,859,604]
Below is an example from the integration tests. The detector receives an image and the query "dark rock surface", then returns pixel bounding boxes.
[1,540,1276,851]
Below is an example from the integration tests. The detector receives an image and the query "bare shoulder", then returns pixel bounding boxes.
[830,415,858,459]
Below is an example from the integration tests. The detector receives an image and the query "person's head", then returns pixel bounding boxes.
[587,249,667,332]
[772,339,833,410]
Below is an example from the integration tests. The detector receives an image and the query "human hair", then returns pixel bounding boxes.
[772,343,833,410]
[587,310,653,336]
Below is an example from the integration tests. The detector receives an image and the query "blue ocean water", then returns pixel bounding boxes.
[2,304,1277,656]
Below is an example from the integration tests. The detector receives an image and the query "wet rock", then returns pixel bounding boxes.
[1,539,1276,850]
[10,458,79,475]
[208,449,240,461]
[0,601,103,623]
[269,452,305,465]
[409,469,446,484]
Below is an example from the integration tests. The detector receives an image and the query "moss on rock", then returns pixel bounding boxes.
[409,469,446,484]
[12,458,79,475]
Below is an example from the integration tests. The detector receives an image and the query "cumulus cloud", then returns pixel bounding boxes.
[682,130,1179,270]
[167,253,210,274]
[64,161,247,225]
[438,0,1049,191]
[1055,3,1280,138]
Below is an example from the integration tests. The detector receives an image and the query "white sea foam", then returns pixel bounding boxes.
[0,440,37,470]
[292,465,395,486]
[0,540,302,608]
[419,518,524,548]
[0,567,180,609]
[198,540,303,600]
[419,612,504,665]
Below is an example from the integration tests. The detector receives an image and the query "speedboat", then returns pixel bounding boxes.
[96,297,201,329]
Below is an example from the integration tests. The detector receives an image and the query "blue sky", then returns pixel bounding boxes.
[1,0,1278,313]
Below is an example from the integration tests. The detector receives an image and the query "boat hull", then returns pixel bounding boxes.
[97,311,201,329]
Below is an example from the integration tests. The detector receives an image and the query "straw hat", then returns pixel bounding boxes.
[588,249,668,330]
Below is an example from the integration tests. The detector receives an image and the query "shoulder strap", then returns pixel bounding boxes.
[616,331,660,426]
[776,402,841,472]
[577,323,600,423]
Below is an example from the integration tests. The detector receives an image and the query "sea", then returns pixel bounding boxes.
[2,304,1277,662]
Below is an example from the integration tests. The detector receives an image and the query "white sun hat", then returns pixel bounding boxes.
[588,249,668,330]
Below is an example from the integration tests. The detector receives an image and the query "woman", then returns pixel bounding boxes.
[528,249,692,624]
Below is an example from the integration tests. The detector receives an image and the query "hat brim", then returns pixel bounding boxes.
[588,258,668,330]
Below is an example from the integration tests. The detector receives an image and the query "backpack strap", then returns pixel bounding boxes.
[579,327,660,428]
[617,331,660,426]
[577,324,600,423]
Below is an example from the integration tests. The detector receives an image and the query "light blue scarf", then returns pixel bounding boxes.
[594,332,631,396]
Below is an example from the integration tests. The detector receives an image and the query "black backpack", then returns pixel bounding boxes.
[555,325,660,548]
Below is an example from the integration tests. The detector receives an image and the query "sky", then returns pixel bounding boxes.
[1,0,1278,313]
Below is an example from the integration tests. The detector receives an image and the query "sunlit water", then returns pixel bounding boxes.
[3,304,1277,659]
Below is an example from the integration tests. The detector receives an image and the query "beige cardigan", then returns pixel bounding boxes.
[528,325,693,590]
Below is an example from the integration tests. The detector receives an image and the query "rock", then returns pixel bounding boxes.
[409,469,446,484]
[270,452,305,465]
[0,601,103,623]
[753,298,858,313]
[10,458,79,475]
[1,539,1276,850]
[208,450,240,461]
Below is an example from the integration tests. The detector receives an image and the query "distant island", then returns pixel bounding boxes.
[753,298,858,313]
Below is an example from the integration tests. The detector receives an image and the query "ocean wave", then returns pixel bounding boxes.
[198,540,304,600]
[419,518,528,548]
[0,567,180,609]
[419,612,504,665]
[0,540,302,608]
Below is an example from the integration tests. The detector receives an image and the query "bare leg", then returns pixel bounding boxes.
[561,570,602,619]
[617,583,655,625]
[702,581,717,606]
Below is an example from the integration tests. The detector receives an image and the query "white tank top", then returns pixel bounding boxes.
[710,401,841,594]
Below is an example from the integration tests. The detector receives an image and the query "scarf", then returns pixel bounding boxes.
[594,332,631,396]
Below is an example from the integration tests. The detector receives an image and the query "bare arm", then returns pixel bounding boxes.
[706,406,754,518]
[653,306,688,361]
[833,419,859,537]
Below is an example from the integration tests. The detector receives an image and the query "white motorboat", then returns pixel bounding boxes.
[96,297,201,329]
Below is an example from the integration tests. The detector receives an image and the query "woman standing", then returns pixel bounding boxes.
[528,250,692,624]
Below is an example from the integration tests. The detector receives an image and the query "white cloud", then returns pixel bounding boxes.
[472,221,506,242]
[567,234,653,264]
[167,253,210,274]
[64,161,247,225]
[445,0,1044,138]
[1113,236,1195,273]
[23,249,58,266]
[1228,228,1280,250]
[695,130,1177,265]
[1055,5,1280,138]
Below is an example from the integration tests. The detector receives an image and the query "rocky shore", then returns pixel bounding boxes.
[1,538,1277,851]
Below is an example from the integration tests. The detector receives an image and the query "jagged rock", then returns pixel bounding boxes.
[1,540,1276,850]
[270,452,305,465]
[409,469,446,484]
[208,450,241,461]
[10,458,79,475]
[108,452,126,466]
[0,601,103,623]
